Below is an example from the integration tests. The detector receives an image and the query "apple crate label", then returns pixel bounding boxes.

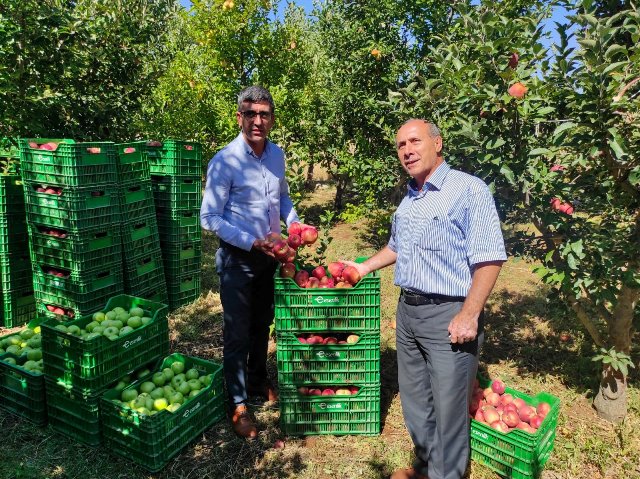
[46,239,61,247]
[312,296,345,306]
[313,402,345,412]
[122,335,143,349]
[471,429,489,441]
[35,154,52,163]
[182,401,202,418]
[51,279,63,288]
[315,351,341,360]
[41,197,58,207]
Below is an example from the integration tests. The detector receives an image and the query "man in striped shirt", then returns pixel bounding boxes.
[350,119,506,479]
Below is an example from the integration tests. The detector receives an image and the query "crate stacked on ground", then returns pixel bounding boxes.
[101,352,225,472]
[149,140,203,310]
[18,139,125,320]
[471,377,561,479]
[115,142,167,304]
[0,173,36,327]
[40,294,169,445]
[274,264,382,436]
[0,318,47,425]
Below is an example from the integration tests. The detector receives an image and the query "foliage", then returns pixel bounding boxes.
[0,0,179,140]
[593,347,636,377]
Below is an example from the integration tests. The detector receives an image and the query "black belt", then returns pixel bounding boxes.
[401,289,465,306]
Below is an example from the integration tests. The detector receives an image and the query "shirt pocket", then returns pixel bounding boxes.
[417,217,450,251]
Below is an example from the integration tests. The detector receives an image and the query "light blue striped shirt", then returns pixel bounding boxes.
[388,162,506,297]
[200,134,299,251]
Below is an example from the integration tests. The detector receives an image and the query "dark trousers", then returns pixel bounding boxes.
[396,297,484,479]
[215,241,278,407]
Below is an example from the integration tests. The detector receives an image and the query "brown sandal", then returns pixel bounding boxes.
[231,404,257,439]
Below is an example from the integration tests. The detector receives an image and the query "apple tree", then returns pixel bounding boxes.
[387,0,638,422]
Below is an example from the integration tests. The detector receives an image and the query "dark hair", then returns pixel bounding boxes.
[237,86,275,113]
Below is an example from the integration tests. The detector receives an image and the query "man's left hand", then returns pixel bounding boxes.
[447,312,478,344]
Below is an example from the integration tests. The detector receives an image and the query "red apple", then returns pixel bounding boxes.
[323,336,338,345]
[501,393,514,405]
[272,240,289,259]
[486,392,501,407]
[550,164,566,172]
[518,405,537,423]
[123,147,136,154]
[341,266,361,285]
[86,147,101,154]
[308,388,322,396]
[491,380,506,395]
[508,82,528,99]
[508,52,519,69]
[287,234,302,249]
[321,388,335,396]
[348,386,359,395]
[53,307,65,315]
[28,142,39,149]
[536,402,551,418]
[306,277,320,288]
[503,410,520,428]
[483,387,493,399]
[294,270,309,288]
[512,397,526,411]
[298,336,307,344]
[36,186,46,193]
[297,386,309,395]
[280,262,296,279]
[491,420,510,433]
[474,409,485,423]
[44,187,57,195]
[273,439,285,449]
[530,414,544,429]
[327,261,345,278]
[482,406,500,425]
[311,265,327,280]
[287,222,302,236]
[300,226,318,245]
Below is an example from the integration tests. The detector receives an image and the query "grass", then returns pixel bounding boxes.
[0,196,638,478]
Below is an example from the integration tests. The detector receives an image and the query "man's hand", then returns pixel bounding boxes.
[252,239,275,257]
[447,312,479,344]
[341,260,370,279]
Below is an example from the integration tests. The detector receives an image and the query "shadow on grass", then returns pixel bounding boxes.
[483,289,604,395]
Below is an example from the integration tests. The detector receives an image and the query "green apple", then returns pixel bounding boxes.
[152,372,166,387]
[85,321,99,333]
[144,397,155,411]
[170,361,185,375]
[185,368,199,381]
[67,325,81,335]
[162,385,175,397]
[162,368,175,381]
[169,392,184,405]
[102,326,120,337]
[113,380,128,392]
[141,316,152,326]
[27,349,42,361]
[119,326,134,336]
[171,376,185,389]
[121,388,138,403]
[153,398,168,411]
[105,311,117,321]
[3,357,16,365]
[177,381,191,396]
[200,374,212,387]
[19,329,35,340]
[27,336,41,348]
[92,311,106,322]
[166,403,181,412]
[139,381,155,394]
[112,307,126,315]
[150,387,165,400]
[136,407,151,415]
[187,379,201,391]
[129,307,144,318]
[111,320,124,330]
[136,368,151,379]
[127,316,142,329]
[189,389,200,398]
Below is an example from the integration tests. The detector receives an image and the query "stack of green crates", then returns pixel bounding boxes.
[274,262,382,436]
[0,170,36,328]
[115,142,168,304]
[0,318,47,425]
[40,294,169,445]
[150,140,202,310]
[19,139,124,320]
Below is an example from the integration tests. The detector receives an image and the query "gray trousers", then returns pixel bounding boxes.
[396,297,483,479]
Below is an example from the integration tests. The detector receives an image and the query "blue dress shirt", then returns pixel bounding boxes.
[200,134,299,251]
[388,162,507,297]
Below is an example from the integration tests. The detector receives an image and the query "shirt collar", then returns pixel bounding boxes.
[235,133,269,160]
[408,161,450,195]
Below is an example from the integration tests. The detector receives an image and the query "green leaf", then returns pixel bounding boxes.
[529,147,552,156]
[567,253,578,270]
[628,167,640,186]
[487,137,506,150]
[619,363,629,376]
[602,356,612,364]
[500,165,515,185]
[604,44,626,59]
[603,61,628,75]
[609,138,626,159]
[577,39,597,50]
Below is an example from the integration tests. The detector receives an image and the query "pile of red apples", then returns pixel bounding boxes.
[471,379,551,434]
[297,333,360,344]
[281,260,361,289]
[27,141,102,154]
[269,222,319,264]
[297,385,360,396]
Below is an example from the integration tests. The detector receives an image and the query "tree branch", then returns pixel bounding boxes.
[566,297,606,347]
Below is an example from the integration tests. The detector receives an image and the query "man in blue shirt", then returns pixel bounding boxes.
[349,119,506,479]
[201,86,301,439]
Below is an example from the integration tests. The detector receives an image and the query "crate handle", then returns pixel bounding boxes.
[86,147,101,154]
[126,185,142,193]
[96,270,112,279]
[94,231,108,239]
[182,178,195,185]
[90,190,105,197]
[123,147,136,154]
[184,144,194,151]
[181,245,194,252]
[132,220,149,230]
[138,257,153,266]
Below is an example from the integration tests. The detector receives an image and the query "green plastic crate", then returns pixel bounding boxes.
[1,288,36,328]
[120,214,162,256]
[33,274,124,318]
[148,140,202,177]
[166,272,200,309]
[124,248,165,280]
[40,295,169,393]
[0,317,46,425]
[470,377,560,479]
[276,331,380,385]
[101,353,224,472]
[135,285,169,305]
[19,138,118,187]
[274,265,380,333]
[119,182,156,222]
[32,263,123,297]
[23,183,121,231]
[45,360,159,446]
[280,383,380,436]
[28,223,122,271]
[0,175,26,215]
[0,214,29,256]
[163,243,201,279]
[115,141,158,180]
[151,175,202,210]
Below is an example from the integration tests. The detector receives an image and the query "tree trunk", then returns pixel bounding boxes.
[306,163,315,188]
[593,366,627,423]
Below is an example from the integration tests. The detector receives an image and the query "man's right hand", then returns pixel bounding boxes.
[252,239,275,257]
[341,260,370,278]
